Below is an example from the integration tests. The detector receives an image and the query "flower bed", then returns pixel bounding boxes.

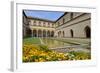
[23,44,91,62]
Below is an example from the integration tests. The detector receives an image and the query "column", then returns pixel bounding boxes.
[49,31,51,37]
[42,30,43,38]
[46,30,47,37]
[37,29,38,37]
[31,29,33,37]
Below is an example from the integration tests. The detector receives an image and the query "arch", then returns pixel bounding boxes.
[38,30,42,37]
[47,30,50,37]
[33,29,37,37]
[58,32,59,37]
[51,31,54,37]
[85,26,91,38]
[70,29,74,38]
[43,30,46,37]
[26,28,31,37]
[58,31,61,37]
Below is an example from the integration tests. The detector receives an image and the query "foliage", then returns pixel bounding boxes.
[67,51,91,60]
[23,44,91,62]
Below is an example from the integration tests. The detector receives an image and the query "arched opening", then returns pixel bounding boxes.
[26,28,31,37]
[51,31,54,37]
[85,26,91,38]
[33,30,37,37]
[47,31,50,37]
[58,32,59,37]
[43,30,46,37]
[38,30,42,37]
[58,31,61,37]
[63,31,65,37]
[70,29,74,38]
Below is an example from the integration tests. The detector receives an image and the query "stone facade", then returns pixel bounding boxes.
[23,11,55,37]
[55,12,91,38]
[23,11,91,38]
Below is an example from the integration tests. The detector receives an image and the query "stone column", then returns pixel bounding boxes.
[50,31,51,37]
[31,29,33,37]
[42,30,43,38]
[37,29,38,37]
[46,30,47,37]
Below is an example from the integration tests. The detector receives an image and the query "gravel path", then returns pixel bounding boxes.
[51,47,90,53]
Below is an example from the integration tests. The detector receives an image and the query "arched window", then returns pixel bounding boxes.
[70,29,74,38]
[85,26,91,38]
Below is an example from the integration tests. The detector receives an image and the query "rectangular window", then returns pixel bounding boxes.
[58,22,60,26]
[39,21,41,26]
[43,22,45,24]
[39,21,41,24]
[43,22,45,27]
[63,18,65,24]
[48,22,50,27]
[28,20,31,25]
[33,21,36,26]
[34,20,36,23]
[70,13,73,20]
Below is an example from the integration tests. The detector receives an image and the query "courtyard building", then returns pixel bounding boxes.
[23,11,91,38]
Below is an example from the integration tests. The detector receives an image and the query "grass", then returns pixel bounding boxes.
[23,37,41,45]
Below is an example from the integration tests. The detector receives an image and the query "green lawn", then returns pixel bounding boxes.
[23,37,41,45]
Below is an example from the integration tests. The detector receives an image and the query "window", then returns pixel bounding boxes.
[28,20,31,25]
[48,22,50,27]
[58,22,60,26]
[39,21,41,24]
[43,22,45,27]
[70,13,73,20]
[39,21,41,26]
[63,18,65,24]
[85,26,91,38]
[43,22,45,24]
[70,29,74,37]
[34,20,36,23]
[48,22,50,25]
[32,21,36,26]
[33,20,36,26]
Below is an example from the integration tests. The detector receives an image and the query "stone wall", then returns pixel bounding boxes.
[55,13,91,38]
